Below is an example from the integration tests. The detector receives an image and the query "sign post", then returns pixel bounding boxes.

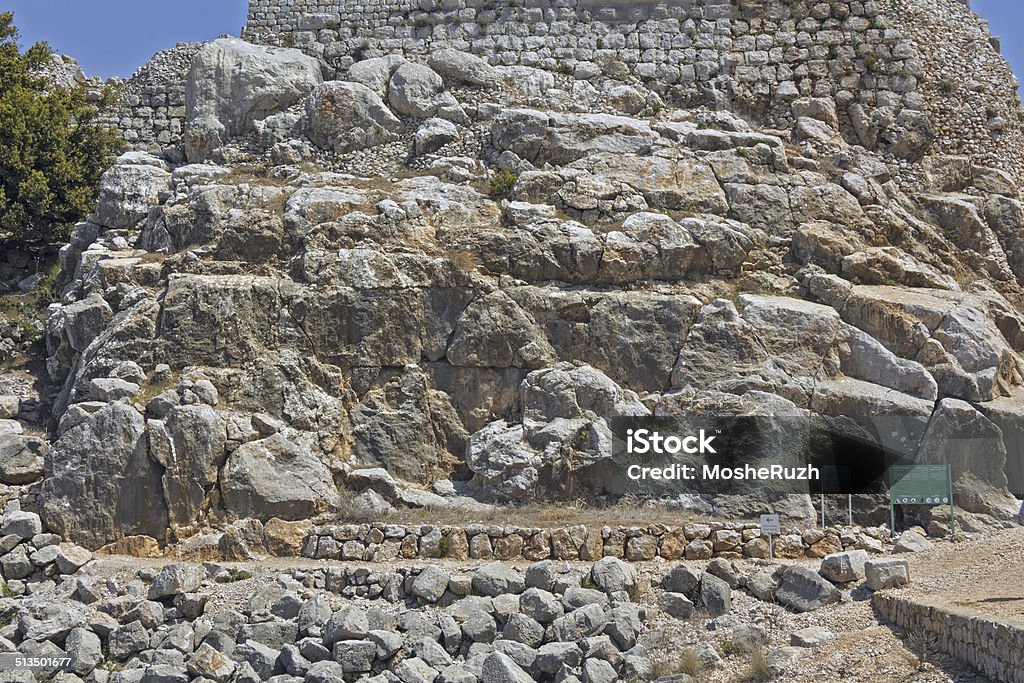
[760,514,780,563]
[888,464,954,535]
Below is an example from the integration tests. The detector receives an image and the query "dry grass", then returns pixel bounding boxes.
[650,646,705,680]
[739,643,773,682]
[448,249,481,273]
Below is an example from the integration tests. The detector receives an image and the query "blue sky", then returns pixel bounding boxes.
[2,0,1023,94]
[4,1,248,78]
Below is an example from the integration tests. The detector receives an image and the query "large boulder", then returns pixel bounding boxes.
[427,49,499,86]
[864,558,910,590]
[388,62,462,119]
[819,550,869,583]
[916,398,1019,519]
[185,38,323,160]
[346,55,407,96]
[0,433,47,484]
[41,402,169,550]
[94,153,172,230]
[148,404,227,530]
[775,566,840,612]
[220,433,340,521]
[304,81,402,154]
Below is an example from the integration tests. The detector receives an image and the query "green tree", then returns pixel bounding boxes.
[0,12,123,245]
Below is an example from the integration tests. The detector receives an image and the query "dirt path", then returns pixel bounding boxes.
[899,526,1024,624]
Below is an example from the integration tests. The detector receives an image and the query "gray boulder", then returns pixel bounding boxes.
[221,433,340,522]
[591,557,636,594]
[388,62,454,119]
[149,564,205,599]
[775,566,840,613]
[65,627,103,675]
[95,154,172,230]
[185,38,323,160]
[0,432,43,484]
[323,607,369,646]
[657,591,694,619]
[698,574,731,616]
[41,402,169,550]
[864,558,910,590]
[411,565,450,603]
[819,550,869,583]
[893,530,933,553]
[472,562,525,597]
[481,651,533,683]
[413,118,459,156]
[304,81,402,154]
[790,626,835,647]
[427,49,499,86]
[916,398,1018,519]
[346,55,407,96]
[663,564,701,595]
[0,510,41,539]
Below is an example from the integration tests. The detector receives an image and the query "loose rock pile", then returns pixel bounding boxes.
[0,545,917,683]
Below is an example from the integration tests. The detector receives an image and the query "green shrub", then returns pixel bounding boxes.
[0,12,122,245]
[489,169,519,199]
[216,568,253,583]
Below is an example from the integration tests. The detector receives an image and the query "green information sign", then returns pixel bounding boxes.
[888,464,954,534]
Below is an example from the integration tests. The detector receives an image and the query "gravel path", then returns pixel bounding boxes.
[899,526,1024,624]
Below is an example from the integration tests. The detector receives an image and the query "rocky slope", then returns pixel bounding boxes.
[1,2,1023,557]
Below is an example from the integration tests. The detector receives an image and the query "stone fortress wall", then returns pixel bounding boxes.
[103,0,1024,181]
[240,0,1024,177]
[244,0,923,128]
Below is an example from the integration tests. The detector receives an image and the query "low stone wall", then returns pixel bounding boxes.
[302,522,891,563]
[873,594,1024,683]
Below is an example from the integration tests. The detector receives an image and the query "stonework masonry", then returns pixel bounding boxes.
[300,521,891,563]
[103,0,1024,183]
[874,593,1024,683]
[240,0,1024,178]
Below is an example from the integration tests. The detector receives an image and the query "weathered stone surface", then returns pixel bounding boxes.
[819,550,869,583]
[185,38,322,158]
[41,402,169,550]
[148,563,205,599]
[304,81,402,154]
[95,154,172,230]
[221,433,340,522]
[776,566,841,612]
[865,558,910,590]
[427,49,499,86]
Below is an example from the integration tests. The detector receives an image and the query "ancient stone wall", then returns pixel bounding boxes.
[103,43,202,155]
[874,593,1024,683]
[302,521,892,563]
[239,0,1024,176]
[245,0,922,127]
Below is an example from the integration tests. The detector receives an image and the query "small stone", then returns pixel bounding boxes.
[790,626,835,647]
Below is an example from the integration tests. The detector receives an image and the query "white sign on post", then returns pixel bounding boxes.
[760,514,780,534]
[760,514,780,562]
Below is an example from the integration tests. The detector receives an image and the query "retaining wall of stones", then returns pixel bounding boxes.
[245,0,923,130]
[873,593,1024,683]
[302,522,892,563]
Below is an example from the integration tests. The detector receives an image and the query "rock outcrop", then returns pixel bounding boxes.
[0,0,1021,552]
